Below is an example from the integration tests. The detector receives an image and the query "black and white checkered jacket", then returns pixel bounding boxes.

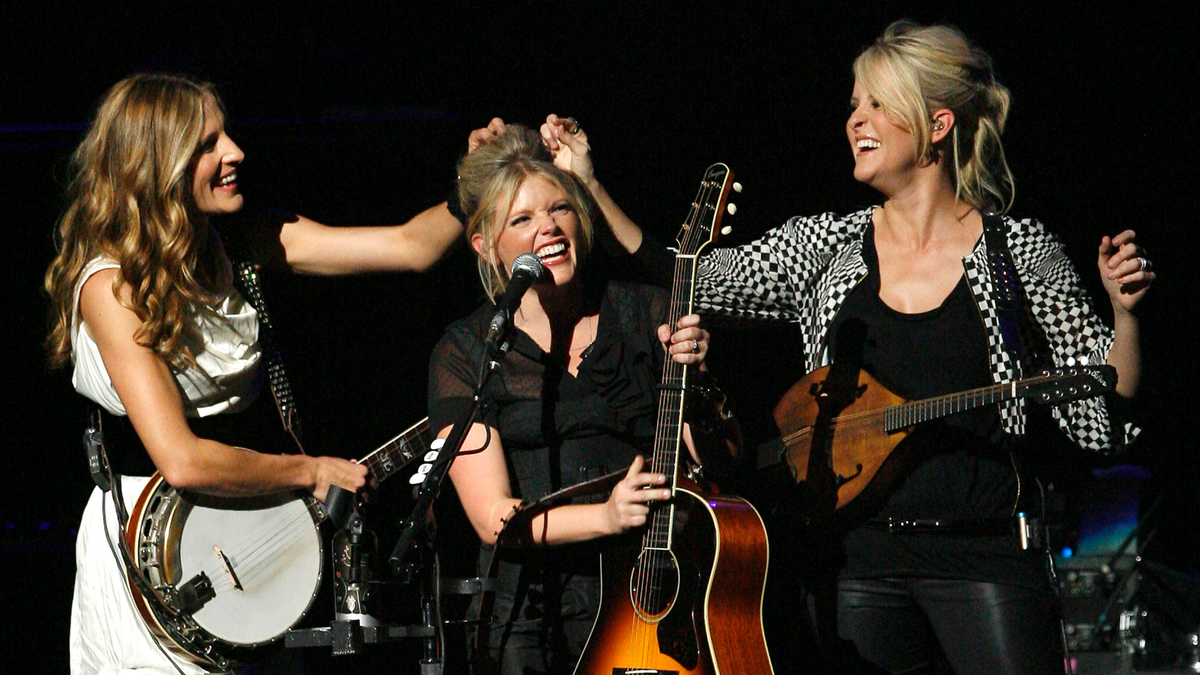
[694,207,1137,453]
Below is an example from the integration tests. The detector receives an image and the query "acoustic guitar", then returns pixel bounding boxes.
[573,164,774,675]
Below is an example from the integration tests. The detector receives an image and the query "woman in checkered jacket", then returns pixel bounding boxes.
[544,20,1153,675]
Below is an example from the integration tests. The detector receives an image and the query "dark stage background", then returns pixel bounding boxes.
[4,3,1197,672]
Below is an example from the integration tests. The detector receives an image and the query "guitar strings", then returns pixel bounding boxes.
[778,370,1065,449]
[213,507,314,590]
[630,173,714,665]
[783,370,1062,446]
[202,426,435,594]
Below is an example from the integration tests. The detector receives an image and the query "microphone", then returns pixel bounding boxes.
[486,253,546,347]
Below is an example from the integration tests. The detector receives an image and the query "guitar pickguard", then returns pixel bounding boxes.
[657,560,701,669]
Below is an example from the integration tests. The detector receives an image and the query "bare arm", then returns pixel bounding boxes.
[444,422,668,547]
[277,203,464,275]
[540,114,644,255]
[80,269,367,500]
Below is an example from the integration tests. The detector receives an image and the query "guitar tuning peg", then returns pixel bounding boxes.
[721,226,732,235]
[732,182,743,193]
[726,203,737,215]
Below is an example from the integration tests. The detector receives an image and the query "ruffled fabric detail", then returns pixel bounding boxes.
[71,257,262,418]
[578,332,659,443]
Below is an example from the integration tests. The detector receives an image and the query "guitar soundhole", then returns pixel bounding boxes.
[629,550,679,621]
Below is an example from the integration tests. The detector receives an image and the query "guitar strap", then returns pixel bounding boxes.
[982,213,1054,553]
[219,227,306,449]
[982,212,1026,362]
[981,212,1054,372]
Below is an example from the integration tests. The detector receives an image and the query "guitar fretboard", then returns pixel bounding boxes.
[644,255,697,551]
[644,166,729,553]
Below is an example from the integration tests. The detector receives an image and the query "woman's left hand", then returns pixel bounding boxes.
[540,113,595,185]
[1098,230,1155,315]
[659,313,709,367]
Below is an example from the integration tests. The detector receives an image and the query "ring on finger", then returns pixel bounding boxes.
[1138,256,1150,271]
[566,117,582,134]
[691,339,699,353]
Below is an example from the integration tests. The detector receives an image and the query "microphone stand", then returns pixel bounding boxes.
[285,319,517,672]
[385,313,517,674]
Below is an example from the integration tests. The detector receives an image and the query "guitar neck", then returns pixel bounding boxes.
[882,376,1055,432]
[644,163,733,553]
[357,418,433,484]
[645,253,700,552]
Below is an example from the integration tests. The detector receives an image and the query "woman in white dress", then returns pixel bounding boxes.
[44,73,465,674]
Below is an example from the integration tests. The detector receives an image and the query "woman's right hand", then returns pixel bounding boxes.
[468,117,508,153]
[540,113,595,186]
[604,455,670,534]
[311,456,369,503]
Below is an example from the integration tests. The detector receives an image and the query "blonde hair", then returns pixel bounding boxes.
[854,20,1016,213]
[456,125,598,301]
[44,73,228,370]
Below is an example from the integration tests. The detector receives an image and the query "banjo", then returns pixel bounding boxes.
[124,416,434,670]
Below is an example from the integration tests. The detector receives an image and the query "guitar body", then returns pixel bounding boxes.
[575,482,772,675]
[773,365,908,511]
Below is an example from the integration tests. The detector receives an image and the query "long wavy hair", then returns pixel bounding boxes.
[456,125,598,302]
[854,20,1016,213]
[44,73,229,370]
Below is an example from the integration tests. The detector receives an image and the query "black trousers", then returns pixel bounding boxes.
[833,577,1063,675]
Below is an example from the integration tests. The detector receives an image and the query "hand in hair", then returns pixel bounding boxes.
[540,113,595,187]
[468,117,508,153]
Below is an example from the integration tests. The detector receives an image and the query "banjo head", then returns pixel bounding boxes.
[170,492,323,646]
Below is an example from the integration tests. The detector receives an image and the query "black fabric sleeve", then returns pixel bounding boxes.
[426,323,497,435]
[628,233,676,289]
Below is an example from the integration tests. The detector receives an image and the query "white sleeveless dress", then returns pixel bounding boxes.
[69,258,261,674]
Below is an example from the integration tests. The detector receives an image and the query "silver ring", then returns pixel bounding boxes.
[691,339,699,353]
[1138,256,1149,271]
[566,117,581,134]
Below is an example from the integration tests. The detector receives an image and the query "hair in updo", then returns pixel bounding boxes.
[854,20,1015,213]
[456,124,597,302]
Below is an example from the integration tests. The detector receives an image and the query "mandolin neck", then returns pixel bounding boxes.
[884,375,1061,432]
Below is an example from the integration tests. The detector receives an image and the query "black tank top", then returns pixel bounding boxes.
[831,225,1046,588]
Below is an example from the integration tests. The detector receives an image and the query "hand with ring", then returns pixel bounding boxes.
[658,313,709,367]
[1098,229,1154,315]
[539,113,594,185]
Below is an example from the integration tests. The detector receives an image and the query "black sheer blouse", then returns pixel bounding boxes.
[428,279,670,505]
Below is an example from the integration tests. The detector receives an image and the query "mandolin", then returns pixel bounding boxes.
[774,363,1117,512]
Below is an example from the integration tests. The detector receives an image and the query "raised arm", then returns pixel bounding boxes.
[540,114,644,255]
[1098,229,1153,399]
[80,269,367,501]
[277,203,464,275]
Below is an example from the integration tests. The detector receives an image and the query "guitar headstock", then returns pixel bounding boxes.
[676,163,740,257]
[1026,365,1117,405]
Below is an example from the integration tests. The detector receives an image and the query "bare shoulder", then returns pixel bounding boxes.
[78,267,141,340]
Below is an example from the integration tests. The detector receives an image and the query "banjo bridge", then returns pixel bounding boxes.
[213,545,244,590]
